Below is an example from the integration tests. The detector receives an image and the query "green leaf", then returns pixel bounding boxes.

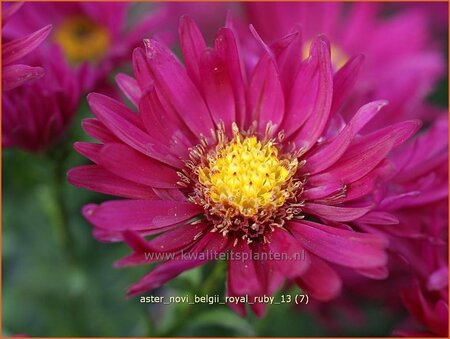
[183,308,256,336]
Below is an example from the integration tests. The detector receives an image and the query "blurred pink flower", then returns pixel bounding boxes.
[2,3,51,91]
[3,2,167,92]
[68,17,421,316]
[243,2,445,130]
[2,47,82,152]
[355,116,448,335]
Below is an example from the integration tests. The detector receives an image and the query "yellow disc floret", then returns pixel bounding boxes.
[197,134,298,218]
[54,16,110,64]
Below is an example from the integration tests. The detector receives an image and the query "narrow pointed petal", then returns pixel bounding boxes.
[215,28,247,127]
[288,37,333,150]
[67,165,158,200]
[2,25,52,65]
[247,53,285,134]
[295,255,342,301]
[228,241,263,296]
[82,199,203,231]
[126,232,227,296]
[269,229,310,279]
[251,243,285,295]
[309,121,420,185]
[2,64,45,91]
[142,40,214,137]
[289,220,388,268]
[82,118,119,143]
[305,100,387,173]
[115,73,141,107]
[179,15,206,86]
[99,143,179,188]
[73,142,102,163]
[199,48,235,129]
[303,203,372,222]
[87,93,183,168]
[303,183,345,200]
[114,223,209,268]
[331,55,364,114]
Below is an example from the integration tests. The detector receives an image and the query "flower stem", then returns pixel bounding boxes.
[157,261,227,336]
[202,260,227,296]
[42,147,76,266]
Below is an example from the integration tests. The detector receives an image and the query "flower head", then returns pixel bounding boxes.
[3,2,167,91]
[69,17,420,316]
[2,3,51,91]
[243,2,445,130]
[2,48,82,152]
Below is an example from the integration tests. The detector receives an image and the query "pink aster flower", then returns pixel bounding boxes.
[243,2,445,130]
[3,2,167,92]
[68,18,420,316]
[2,47,81,152]
[2,2,51,91]
[354,116,448,336]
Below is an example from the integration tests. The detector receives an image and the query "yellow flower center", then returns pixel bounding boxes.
[197,134,298,218]
[181,125,305,243]
[54,16,110,64]
[303,40,348,70]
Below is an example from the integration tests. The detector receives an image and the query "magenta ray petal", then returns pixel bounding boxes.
[73,142,102,164]
[295,254,342,301]
[139,90,196,154]
[127,258,206,297]
[67,165,158,200]
[114,223,209,268]
[251,243,285,295]
[312,120,420,184]
[303,203,372,222]
[87,93,183,168]
[228,241,263,296]
[268,228,310,279]
[2,24,52,65]
[340,161,394,202]
[280,42,319,135]
[199,48,236,131]
[141,39,215,137]
[289,220,388,268]
[274,27,303,92]
[226,279,246,316]
[179,15,207,87]
[303,183,345,200]
[2,64,45,91]
[87,93,144,128]
[82,199,203,231]
[305,100,387,174]
[288,37,333,151]
[81,118,120,143]
[357,211,399,225]
[99,143,179,189]
[248,53,285,135]
[132,47,154,95]
[355,266,389,280]
[139,222,208,254]
[126,232,228,296]
[214,28,247,127]
[115,73,141,108]
[330,55,364,114]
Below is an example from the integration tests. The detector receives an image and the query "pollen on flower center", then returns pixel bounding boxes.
[198,135,298,217]
[54,16,110,64]
[181,124,305,243]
